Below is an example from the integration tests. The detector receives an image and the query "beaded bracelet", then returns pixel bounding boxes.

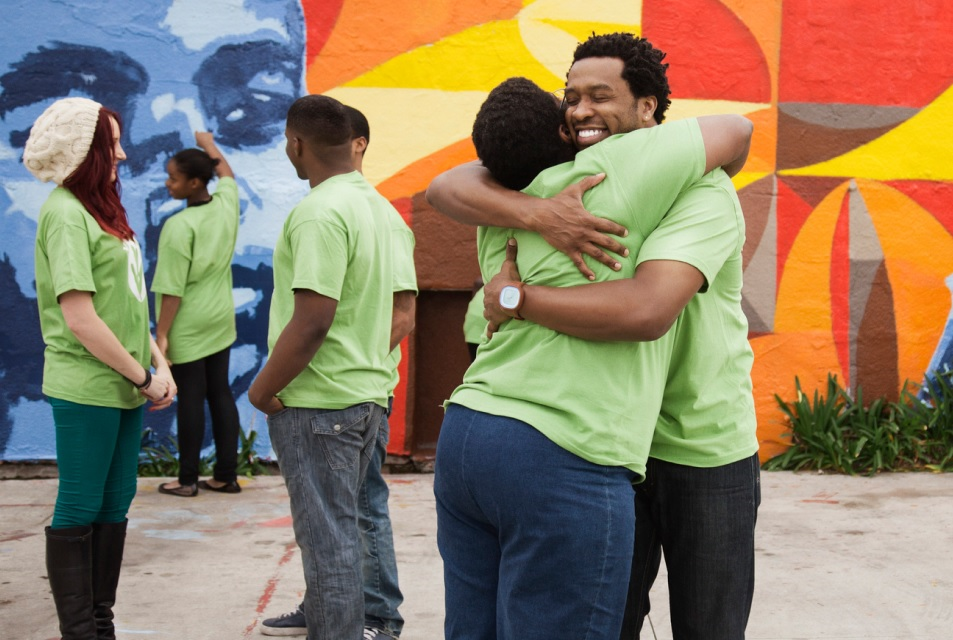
[133,369,152,390]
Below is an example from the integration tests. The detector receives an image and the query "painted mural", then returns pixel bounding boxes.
[0,0,951,462]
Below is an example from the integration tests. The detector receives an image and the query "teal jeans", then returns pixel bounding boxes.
[49,398,144,528]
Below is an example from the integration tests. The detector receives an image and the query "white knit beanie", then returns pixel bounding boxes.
[23,97,103,185]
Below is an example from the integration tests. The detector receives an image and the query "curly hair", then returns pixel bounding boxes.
[571,32,672,124]
[472,77,576,191]
[170,148,220,186]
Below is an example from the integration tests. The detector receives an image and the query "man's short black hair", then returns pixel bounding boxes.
[472,77,575,191]
[572,32,672,124]
[343,104,370,145]
[286,94,350,147]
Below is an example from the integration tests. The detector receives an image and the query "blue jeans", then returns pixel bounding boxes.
[621,452,761,640]
[268,402,383,640]
[435,405,636,640]
[50,398,143,528]
[359,399,404,636]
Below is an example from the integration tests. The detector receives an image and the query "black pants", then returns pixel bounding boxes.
[170,347,241,485]
[621,452,761,640]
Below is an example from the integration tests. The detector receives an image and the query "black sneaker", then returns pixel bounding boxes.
[261,604,306,636]
[363,628,397,640]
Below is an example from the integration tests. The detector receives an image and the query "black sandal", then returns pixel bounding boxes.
[198,479,241,494]
[158,482,198,497]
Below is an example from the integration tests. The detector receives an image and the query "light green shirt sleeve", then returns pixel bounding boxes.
[45,218,96,297]
[288,216,349,300]
[391,219,417,294]
[637,173,741,291]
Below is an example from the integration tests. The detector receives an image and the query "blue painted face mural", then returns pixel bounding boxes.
[0,0,308,459]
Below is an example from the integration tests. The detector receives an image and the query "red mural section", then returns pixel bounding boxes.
[779,1,953,106]
[643,0,771,102]
[297,0,953,461]
[641,0,953,459]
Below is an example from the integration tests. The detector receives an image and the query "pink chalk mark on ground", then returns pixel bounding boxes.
[259,515,294,528]
[197,520,248,533]
[243,541,298,638]
[801,491,840,504]
[0,532,38,543]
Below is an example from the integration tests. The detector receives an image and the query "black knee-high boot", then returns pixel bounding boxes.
[45,525,97,640]
[91,520,127,640]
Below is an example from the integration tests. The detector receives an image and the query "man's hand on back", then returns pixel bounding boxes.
[527,173,629,280]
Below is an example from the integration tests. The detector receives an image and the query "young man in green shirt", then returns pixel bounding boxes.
[248,95,394,640]
[260,105,415,640]
[428,33,759,640]
[428,71,753,637]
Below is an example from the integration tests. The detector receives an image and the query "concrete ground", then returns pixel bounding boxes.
[2,470,952,639]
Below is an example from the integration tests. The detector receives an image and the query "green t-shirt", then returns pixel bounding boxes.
[268,172,393,409]
[385,210,418,396]
[450,119,707,479]
[463,286,487,346]
[34,188,151,409]
[151,177,239,363]
[636,173,759,466]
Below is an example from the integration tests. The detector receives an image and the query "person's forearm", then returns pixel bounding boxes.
[155,294,181,343]
[389,291,416,351]
[698,115,753,176]
[195,132,234,178]
[59,291,150,384]
[425,162,537,229]
[250,292,336,404]
[253,321,326,401]
[488,259,704,342]
[519,280,675,342]
[721,125,752,178]
[149,337,171,372]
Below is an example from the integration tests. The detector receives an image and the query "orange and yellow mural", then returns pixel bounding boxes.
[299,0,953,460]
[1,0,950,462]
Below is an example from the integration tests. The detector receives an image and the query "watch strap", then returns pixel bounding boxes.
[510,282,526,320]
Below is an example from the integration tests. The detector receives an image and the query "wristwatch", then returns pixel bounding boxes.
[498,283,525,320]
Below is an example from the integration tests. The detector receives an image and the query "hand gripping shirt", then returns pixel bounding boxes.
[268,172,394,409]
[34,188,151,408]
[450,119,712,480]
[151,177,239,364]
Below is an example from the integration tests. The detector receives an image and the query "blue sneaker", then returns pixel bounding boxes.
[261,604,306,636]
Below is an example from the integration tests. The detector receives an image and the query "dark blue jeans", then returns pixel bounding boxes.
[620,452,761,640]
[435,405,636,639]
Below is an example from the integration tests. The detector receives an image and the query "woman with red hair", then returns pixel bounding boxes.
[24,97,177,640]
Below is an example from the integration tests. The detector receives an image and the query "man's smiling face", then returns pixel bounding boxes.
[563,56,653,150]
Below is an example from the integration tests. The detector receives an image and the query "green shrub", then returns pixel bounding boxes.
[138,428,268,478]
[764,372,953,475]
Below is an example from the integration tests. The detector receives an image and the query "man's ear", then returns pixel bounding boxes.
[558,124,572,144]
[640,96,658,123]
[351,136,368,156]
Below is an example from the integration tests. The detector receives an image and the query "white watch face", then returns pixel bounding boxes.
[500,285,521,310]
